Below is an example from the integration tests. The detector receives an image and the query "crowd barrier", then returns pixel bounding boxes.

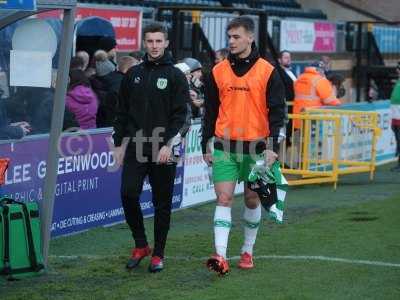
[333,101,396,164]
[282,101,394,188]
[281,113,341,188]
[307,108,381,180]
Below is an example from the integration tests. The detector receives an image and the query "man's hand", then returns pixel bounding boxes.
[11,122,31,136]
[19,122,31,135]
[265,149,278,166]
[114,146,126,167]
[203,150,213,167]
[192,99,204,108]
[189,90,198,101]
[190,90,204,108]
[158,145,172,164]
[277,127,286,143]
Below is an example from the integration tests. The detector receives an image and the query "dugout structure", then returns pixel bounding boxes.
[0,0,76,266]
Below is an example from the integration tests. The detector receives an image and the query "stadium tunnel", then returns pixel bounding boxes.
[74,16,116,60]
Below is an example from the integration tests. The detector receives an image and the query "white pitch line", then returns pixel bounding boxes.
[50,254,400,268]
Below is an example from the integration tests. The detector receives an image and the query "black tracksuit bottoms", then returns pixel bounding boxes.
[121,154,176,258]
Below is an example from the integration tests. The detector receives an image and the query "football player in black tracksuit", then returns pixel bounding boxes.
[113,23,189,273]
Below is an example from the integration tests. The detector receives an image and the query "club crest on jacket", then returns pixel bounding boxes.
[157,78,168,90]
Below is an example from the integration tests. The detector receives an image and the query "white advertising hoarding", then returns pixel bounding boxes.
[280,20,336,52]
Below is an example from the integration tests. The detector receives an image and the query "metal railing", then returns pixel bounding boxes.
[281,113,341,188]
[282,109,381,188]
[347,21,400,102]
[307,108,381,180]
[155,6,275,62]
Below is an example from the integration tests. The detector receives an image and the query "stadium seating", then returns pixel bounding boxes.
[79,0,221,7]
[78,0,326,19]
[231,0,326,19]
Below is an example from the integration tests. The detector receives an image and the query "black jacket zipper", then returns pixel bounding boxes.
[144,67,154,138]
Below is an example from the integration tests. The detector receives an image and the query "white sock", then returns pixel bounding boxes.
[241,205,261,255]
[214,206,232,259]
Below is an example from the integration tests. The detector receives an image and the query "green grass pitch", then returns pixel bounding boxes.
[1,163,400,300]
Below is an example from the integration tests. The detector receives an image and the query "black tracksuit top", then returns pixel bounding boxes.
[113,52,189,152]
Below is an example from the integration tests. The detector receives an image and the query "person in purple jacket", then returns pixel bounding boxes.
[66,69,98,129]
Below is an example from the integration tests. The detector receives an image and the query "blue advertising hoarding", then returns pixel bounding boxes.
[0,130,184,237]
[0,0,36,11]
[373,25,400,53]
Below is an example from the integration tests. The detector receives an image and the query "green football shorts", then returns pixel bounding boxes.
[212,149,263,183]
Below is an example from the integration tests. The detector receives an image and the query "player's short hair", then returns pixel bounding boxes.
[143,22,168,39]
[227,16,255,34]
[279,50,291,58]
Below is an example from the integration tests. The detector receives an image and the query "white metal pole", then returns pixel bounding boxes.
[41,6,76,267]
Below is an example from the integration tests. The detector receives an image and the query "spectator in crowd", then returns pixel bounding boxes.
[118,56,138,74]
[0,89,30,139]
[326,73,346,99]
[183,57,205,119]
[76,51,90,71]
[214,48,229,64]
[368,79,379,102]
[278,50,296,102]
[76,50,95,78]
[113,22,188,273]
[293,60,341,129]
[320,56,348,101]
[184,58,203,86]
[4,86,29,123]
[92,50,123,127]
[390,62,400,171]
[70,56,85,71]
[94,50,122,93]
[321,55,333,77]
[98,36,117,66]
[175,62,192,83]
[277,50,296,154]
[4,86,54,134]
[174,62,193,134]
[25,87,55,134]
[94,50,117,78]
[66,69,98,129]
[174,62,191,80]
[129,50,145,65]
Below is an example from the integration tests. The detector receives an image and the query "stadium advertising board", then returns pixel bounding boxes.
[373,25,400,53]
[37,5,142,51]
[280,20,336,52]
[75,6,142,51]
[339,101,396,163]
[0,131,183,237]
[0,0,36,11]
[315,101,396,164]
[181,124,216,208]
